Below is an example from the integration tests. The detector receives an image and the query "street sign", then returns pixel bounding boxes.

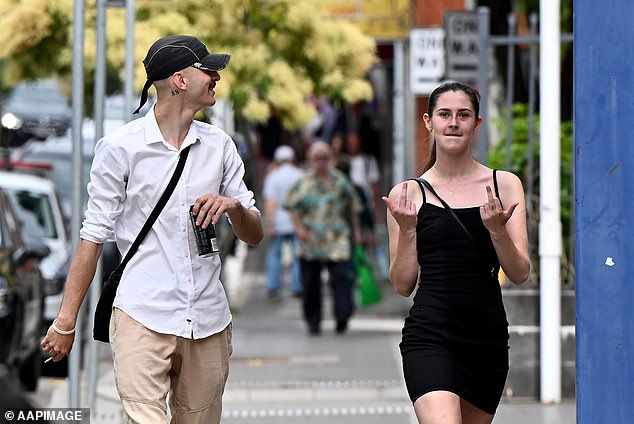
[444,11,480,81]
[409,28,445,95]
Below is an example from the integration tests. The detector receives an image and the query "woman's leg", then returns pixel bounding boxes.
[460,398,494,424]
[413,390,462,424]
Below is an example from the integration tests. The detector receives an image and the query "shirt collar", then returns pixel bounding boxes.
[143,104,200,151]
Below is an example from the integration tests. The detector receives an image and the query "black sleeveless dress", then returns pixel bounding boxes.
[400,171,509,415]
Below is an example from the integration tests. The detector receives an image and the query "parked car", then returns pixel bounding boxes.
[0,188,50,391]
[0,168,71,328]
[1,79,72,146]
[15,136,121,281]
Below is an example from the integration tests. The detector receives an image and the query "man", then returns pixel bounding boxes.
[284,141,362,335]
[41,35,263,423]
[262,145,304,299]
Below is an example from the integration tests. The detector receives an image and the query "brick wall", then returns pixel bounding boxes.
[412,0,466,176]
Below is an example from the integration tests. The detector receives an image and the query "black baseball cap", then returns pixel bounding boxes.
[133,35,231,114]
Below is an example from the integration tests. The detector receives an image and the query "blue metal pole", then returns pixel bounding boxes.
[575,1,634,422]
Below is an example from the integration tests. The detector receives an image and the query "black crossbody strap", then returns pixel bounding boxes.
[414,178,476,245]
[113,145,192,275]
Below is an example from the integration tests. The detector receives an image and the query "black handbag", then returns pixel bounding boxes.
[93,145,191,342]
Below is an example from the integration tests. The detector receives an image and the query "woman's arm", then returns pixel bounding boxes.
[481,171,531,285]
[383,181,421,297]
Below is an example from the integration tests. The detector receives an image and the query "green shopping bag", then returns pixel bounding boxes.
[353,245,382,307]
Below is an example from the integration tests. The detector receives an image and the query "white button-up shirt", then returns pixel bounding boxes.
[80,107,258,339]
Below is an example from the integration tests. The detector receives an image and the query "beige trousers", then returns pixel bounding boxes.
[109,308,232,423]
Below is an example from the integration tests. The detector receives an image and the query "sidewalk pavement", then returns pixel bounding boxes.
[37,242,576,423]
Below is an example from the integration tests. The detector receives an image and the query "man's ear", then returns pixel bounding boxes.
[170,71,188,90]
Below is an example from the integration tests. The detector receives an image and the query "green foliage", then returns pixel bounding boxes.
[488,103,574,284]
[0,0,377,129]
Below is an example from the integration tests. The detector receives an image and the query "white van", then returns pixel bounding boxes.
[0,169,70,325]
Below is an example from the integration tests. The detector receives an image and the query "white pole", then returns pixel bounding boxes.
[393,40,405,185]
[539,0,562,403]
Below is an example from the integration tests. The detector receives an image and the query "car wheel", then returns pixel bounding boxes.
[18,347,42,392]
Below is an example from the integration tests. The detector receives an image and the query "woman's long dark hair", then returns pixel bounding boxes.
[422,82,481,173]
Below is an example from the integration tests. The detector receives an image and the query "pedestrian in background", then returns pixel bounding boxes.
[284,141,363,335]
[262,145,304,299]
[383,82,530,424]
[41,35,263,423]
[346,130,380,247]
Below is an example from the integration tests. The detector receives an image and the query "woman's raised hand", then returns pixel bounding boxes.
[383,182,418,230]
[480,185,518,234]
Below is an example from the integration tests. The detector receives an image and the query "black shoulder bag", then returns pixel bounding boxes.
[93,145,191,343]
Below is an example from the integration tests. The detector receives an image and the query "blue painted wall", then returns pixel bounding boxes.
[575,1,634,422]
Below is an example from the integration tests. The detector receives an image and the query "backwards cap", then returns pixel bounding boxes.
[134,35,230,114]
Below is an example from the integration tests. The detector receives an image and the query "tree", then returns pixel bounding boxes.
[488,104,575,285]
[478,0,574,119]
[0,0,377,130]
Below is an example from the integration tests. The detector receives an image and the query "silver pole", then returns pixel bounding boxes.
[477,7,490,164]
[505,13,516,171]
[403,41,415,179]
[87,0,107,409]
[124,0,136,119]
[69,0,86,408]
[527,12,538,252]
[392,40,406,185]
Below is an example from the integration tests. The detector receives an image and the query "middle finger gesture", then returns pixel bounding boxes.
[480,185,518,234]
[383,182,418,230]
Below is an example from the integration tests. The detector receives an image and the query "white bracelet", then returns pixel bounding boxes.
[52,319,75,335]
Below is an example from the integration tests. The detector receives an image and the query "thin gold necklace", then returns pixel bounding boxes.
[431,166,476,196]
[446,180,463,196]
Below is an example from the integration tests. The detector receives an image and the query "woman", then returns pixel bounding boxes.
[383,82,530,424]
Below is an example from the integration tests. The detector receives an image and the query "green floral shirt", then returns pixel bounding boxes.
[283,168,362,261]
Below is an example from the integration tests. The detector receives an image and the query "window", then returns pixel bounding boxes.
[5,189,58,239]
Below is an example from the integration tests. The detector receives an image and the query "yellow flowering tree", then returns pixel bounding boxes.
[0,0,377,130]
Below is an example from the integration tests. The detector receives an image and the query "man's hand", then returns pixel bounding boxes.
[192,195,241,228]
[41,320,75,362]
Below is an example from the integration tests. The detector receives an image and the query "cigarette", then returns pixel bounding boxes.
[44,357,53,363]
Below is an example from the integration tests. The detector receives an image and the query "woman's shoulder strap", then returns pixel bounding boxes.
[409,178,426,204]
[493,169,504,208]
